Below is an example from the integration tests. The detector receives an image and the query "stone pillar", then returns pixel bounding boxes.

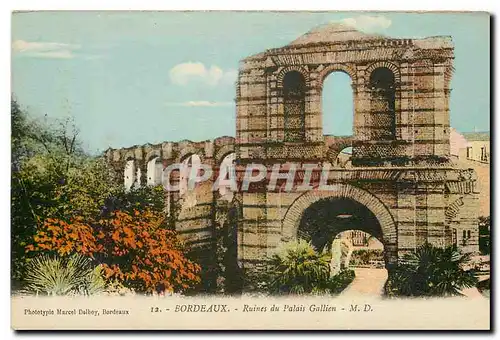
[426,184,447,248]
[306,87,322,142]
[307,70,322,143]
[456,195,480,254]
[354,65,370,142]
[399,62,412,145]
[432,61,450,158]
[237,67,268,159]
[396,181,418,256]
[239,189,269,290]
[138,160,147,188]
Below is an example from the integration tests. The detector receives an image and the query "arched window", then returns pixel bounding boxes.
[147,157,163,186]
[369,67,396,140]
[179,154,201,197]
[335,146,353,168]
[283,71,306,142]
[218,152,236,198]
[124,159,136,191]
[323,71,354,136]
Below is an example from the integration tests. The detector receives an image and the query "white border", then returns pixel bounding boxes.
[2,1,497,339]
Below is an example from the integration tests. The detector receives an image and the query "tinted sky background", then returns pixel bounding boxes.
[12,11,490,154]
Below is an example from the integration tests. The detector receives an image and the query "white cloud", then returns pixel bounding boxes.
[165,101,234,107]
[24,50,76,59]
[222,69,238,84]
[12,40,80,52]
[12,40,81,59]
[340,15,392,33]
[169,62,237,86]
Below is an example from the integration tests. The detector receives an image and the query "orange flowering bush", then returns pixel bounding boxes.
[26,210,201,294]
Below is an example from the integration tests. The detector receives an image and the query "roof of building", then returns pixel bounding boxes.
[462,132,490,142]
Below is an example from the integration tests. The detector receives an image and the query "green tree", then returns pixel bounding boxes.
[385,243,478,297]
[266,240,356,295]
[268,240,331,294]
[11,98,167,288]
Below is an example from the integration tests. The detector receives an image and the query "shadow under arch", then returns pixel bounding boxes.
[281,184,397,267]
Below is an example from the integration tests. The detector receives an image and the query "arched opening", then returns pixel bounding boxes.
[298,197,384,252]
[218,152,236,199]
[297,197,388,294]
[283,71,306,142]
[146,157,164,186]
[335,230,384,268]
[369,67,396,140]
[334,146,353,168]
[322,71,354,136]
[179,154,201,198]
[124,159,136,191]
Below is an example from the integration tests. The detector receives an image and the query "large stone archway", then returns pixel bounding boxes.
[282,184,397,266]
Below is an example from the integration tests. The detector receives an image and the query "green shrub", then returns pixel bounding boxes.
[385,243,478,297]
[268,240,331,295]
[326,269,356,294]
[23,253,106,296]
[350,249,384,266]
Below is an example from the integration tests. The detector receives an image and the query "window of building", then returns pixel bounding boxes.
[369,67,396,140]
[481,146,487,162]
[283,71,306,142]
[466,147,473,159]
[322,71,353,136]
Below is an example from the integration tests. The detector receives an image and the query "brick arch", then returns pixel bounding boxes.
[282,184,397,246]
[326,137,354,163]
[123,151,136,162]
[276,66,310,88]
[445,196,464,224]
[177,146,205,163]
[317,63,357,88]
[146,149,162,162]
[214,144,235,164]
[365,61,401,84]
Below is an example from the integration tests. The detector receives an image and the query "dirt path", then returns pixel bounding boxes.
[341,268,388,297]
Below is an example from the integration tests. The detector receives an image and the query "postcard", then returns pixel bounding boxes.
[11,11,490,330]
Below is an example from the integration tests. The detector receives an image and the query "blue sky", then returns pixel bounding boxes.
[11,11,489,154]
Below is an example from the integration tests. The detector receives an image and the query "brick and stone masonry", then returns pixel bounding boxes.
[105,23,480,288]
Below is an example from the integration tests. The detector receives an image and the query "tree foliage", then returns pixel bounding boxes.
[385,243,478,297]
[23,253,106,296]
[26,209,201,294]
[11,98,198,295]
[350,249,384,266]
[269,240,331,294]
[267,240,355,295]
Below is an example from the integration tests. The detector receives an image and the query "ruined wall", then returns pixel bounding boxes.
[105,24,480,291]
[105,136,235,291]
